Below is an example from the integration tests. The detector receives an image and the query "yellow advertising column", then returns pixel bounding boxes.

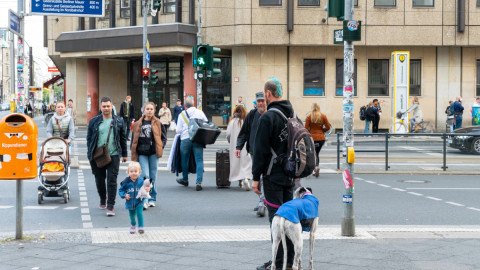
[391,51,410,133]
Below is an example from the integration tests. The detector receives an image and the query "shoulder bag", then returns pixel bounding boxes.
[93,121,114,168]
[55,119,69,139]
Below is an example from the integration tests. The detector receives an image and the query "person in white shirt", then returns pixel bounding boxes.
[175,97,208,191]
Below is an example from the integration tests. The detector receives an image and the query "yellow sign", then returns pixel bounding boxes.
[29,87,42,91]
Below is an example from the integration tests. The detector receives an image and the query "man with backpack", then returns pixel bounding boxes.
[252,77,315,270]
[450,96,464,130]
[363,102,375,134]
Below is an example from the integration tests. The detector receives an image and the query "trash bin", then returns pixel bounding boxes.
[472,106,480,126]
[0,113,38,180]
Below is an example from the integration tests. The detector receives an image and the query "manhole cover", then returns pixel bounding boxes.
[396,180,431,184]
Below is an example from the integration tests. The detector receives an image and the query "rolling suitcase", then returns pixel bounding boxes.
[216,149,230,188]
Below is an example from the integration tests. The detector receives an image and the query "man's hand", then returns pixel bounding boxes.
[235,150,241,158]
[252,181,262,195]
[125,194,130,200]
[122,157,128,163]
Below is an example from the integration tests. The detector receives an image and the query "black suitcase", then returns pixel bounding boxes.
[216,149,230,188]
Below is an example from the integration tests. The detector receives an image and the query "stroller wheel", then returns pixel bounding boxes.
[63,192,68,204]
[38,192,43,204]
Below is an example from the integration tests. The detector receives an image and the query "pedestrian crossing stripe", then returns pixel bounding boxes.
[0,206,78,210]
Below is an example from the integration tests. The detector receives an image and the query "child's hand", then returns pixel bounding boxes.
[125,194,131,200]
[145,186,151,192]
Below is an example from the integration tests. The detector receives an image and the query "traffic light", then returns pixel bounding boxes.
[196,45,208,68]
[150,69,159,86]
[325,0,344,21]
[142,68,150,83]
[151,0,161,13]
[206,46,221,78]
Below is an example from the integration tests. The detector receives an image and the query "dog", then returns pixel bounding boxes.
[271,186,319,270]
[136,178,152,200]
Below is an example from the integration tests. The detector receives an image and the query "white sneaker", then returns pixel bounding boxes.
[148,202,155,207]
[143,203,148,210]
[243,179,251,191]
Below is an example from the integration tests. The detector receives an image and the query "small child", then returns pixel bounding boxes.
[119,162,150,234]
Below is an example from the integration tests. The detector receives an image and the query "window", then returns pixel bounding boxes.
[336,59,358,96]
[413,0,434,7]
[100,0,110,20]
[374,0,396,6]
[410,60,421,96]
[354,0,358,6]
[304,59,325,96]
[368,59,389,96]
[477,60,480,96]
[163,0,176,13]
[477,0,480,7]
[298,0,319,6]
[260,0,282,6]
[120,0,130,18]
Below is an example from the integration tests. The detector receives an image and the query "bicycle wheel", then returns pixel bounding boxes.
[424,123,434,133]
[391,122,407,133]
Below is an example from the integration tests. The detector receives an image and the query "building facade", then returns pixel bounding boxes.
[1,28,12,104]
[46,0,480,130]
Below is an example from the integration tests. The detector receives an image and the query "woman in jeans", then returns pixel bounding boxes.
[131,102,167,209]
[305,103,331,178]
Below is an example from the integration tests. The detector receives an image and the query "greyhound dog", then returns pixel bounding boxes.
[271,186,319,270]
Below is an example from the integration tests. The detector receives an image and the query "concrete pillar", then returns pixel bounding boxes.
[436,47,461,130]
[87,59,99,123]
[183,53,196,104]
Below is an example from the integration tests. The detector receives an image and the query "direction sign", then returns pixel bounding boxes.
[146,52,150,64]
[8,9,22,37]
[30,0,105,17]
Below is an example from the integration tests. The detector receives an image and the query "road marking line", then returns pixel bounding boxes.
[83,222,93,229]
[392,188,406,192]
[79,187,86,191]
[81,208,90,214]
[468,207,480,212]
[79,192,87,196]
[406,188,480,190]
[426,196,442,201]
[356,177,364,180]
[0,206,14,209]
[408,192,423,196]
[64,207,78,210]
[446,201,464,207]
[81,215,91,221]
[24,206,58,210]
[81,202,88,207]
[378,184,391,188]
[365,180,376,184]
[80,197,87,201]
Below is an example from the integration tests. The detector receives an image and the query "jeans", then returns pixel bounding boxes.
[409,118,417,133]
[454,116,463,130]
[364,120,371,133]
[123,117,132,139]
[90,155,120,210]
[138,154,159,203]
[263,176,295,267]
[128,204,144,227]
[180,139,204,184]
[314,140,325,166]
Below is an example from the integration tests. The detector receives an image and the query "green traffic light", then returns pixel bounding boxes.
[197,57,206,67]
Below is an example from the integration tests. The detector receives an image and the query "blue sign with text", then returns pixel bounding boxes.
[31,0,105,17]
[8,9,22,36]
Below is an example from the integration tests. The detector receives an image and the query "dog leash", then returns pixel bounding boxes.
[263,199,281,209]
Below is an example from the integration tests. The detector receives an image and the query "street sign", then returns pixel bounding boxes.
[146,52,150,64]
[28,86,42,91]
[30,0,105,17]
[48,67,59,72]
[334,29,343,44]
[8,9,22,37]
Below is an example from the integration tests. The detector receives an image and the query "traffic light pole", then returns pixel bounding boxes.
[142,0,148,110]
[341,0,355,237]
[196,0,202,110]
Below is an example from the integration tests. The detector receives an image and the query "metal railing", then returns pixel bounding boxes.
[336,132,465,171]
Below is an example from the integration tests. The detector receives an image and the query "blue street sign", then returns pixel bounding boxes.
[146,52,150,64]
[30,0,105,17]
[8,9,22,37]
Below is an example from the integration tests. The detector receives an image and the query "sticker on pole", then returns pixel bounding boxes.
[342,169,354,189]
[343,195,353,203]
[347,21,359,31]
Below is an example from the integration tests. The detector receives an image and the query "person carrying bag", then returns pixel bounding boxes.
[92,121,113,168]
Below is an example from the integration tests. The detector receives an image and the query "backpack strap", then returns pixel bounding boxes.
[267,148,277,175]
[181,111,189,125]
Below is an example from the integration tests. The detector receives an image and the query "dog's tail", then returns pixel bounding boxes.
[280,218,287,270]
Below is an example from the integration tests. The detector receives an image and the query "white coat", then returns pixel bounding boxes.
[226,118,253,182]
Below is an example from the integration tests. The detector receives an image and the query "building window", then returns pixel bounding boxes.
[260,0,282,6]
[120,0,130,18]
[298,0,319,6]
[477,60,480,96]
[336,59,358,96]
[477,0,480,7]
[164,0,176,13]
[304,59,325,96]
[410,60,421,96]
[413,0,434,7]
[100,0,110,20]
[354,0,358,6]
[368,59,389,96]
[375,0,396,6]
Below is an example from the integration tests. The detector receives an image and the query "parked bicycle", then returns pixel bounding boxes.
[44,111,54,127]
[392,112,434,133]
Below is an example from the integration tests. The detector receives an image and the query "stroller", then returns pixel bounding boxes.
[37,137,71,204]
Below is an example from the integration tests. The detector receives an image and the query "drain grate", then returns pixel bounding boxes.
[396,180,431,184]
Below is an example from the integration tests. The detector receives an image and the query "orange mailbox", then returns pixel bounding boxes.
[0,114,38,180]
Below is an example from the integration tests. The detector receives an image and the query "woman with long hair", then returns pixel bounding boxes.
[226,105,252,190]
[405,96,423,132]
[305,103,331,177]
[131,102,167,209]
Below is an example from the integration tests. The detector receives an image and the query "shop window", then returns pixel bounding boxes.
[375,0,396,6]
[368,59,389,96]
[477,60,480,96]
[206,58,232,119]
[298,0,319,6]
[120,0,130,18]
[413,0,434,7]
[304,59,325,96]
[164,0,176,13]
[410,60,422,96]
[260,0,282,6]
[336,59,358,96]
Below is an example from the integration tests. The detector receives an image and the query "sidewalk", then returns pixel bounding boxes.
[1,225,480,270]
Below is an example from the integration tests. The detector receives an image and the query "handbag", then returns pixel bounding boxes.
[55,119,69,139]
[181,111,221,145]
[93,121,114,168]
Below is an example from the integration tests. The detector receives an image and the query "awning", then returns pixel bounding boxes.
[43,75,62,88]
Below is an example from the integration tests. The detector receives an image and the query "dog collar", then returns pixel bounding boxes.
[301,191,312,199]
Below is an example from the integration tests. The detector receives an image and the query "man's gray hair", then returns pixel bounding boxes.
[185,97,194,108]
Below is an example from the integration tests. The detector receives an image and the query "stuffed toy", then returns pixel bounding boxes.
[136,178,152,200]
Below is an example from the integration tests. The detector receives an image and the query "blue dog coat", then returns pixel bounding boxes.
[274,194,319,232]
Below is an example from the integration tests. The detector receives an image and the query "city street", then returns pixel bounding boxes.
[0,112,479,269]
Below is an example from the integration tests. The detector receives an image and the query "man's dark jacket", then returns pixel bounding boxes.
[86,114,128,160]
[252,100,294,184]
[236,108,258,153]
[119,102,135,119]
[365,106,375,121]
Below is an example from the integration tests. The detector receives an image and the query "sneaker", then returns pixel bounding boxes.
[99,203,106,209]
[176,178,189,187]
[196,184,203,191]
[106,208,115,216]
[253,206,259,211]
[256,260,272,270]
[243,179,251,191]
[257,205,266,217]
[129,225,137,234]
[314,167,320,178]
[138,227,144,234]
[143,203,148,210]
[148,202,156,207]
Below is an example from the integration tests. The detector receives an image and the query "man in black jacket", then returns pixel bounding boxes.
[119,96,135,141]
[364,102,375,134]
[236,91,267,216]
[252,77,295,270]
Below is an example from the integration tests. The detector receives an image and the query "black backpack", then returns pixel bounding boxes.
[267,108,316,179]
[359,105,367,121]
